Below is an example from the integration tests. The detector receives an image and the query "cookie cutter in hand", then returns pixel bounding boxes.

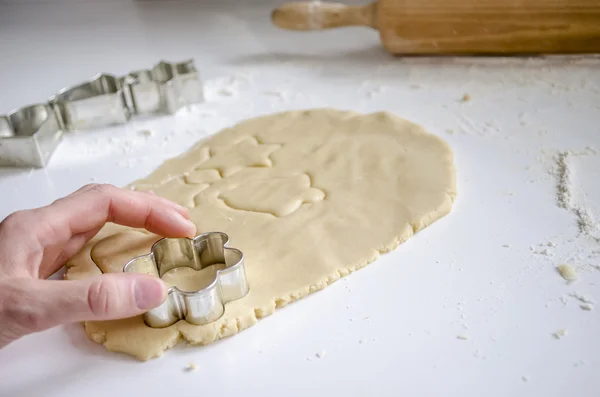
[123,232,249,328]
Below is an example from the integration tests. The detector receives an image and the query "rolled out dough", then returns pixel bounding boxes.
[65,109,456,360]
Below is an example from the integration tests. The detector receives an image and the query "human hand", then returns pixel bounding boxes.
[0,184,196,348]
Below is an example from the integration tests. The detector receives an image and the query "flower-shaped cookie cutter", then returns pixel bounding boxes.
[123,232,249,328]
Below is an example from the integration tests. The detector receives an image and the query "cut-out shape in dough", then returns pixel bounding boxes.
[132,177,211,209]
[218,172,324,217]
[184,169,221,185]
[196,137,281,177]
[130,146,211,188]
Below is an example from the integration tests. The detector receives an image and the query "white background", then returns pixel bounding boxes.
[0,1,599,396]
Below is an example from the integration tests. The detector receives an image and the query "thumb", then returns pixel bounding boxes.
[15,274,166,333]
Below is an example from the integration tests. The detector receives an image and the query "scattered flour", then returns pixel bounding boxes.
[555,151,572,209]
[573,206,598,236]
[205,74,250,99]
[553,151,600,239]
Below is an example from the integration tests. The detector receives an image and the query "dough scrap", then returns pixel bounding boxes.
[65,109,457,360]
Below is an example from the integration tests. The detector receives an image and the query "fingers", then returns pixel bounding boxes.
[44,227,101,279]
[0,274,167,342]
[44,183,197,240]
[0,184,197,279]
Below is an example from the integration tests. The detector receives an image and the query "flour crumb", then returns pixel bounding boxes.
[457,335,469,340]
[138,129,153,137]
[185,363,198,372]
[535,248,553,256]
[218,87,237,96]
[502,244,510,248]
[557,264,577,281]
[553,329,568,339]
[460,93,471,102]
[315,351,326,358]
[364,84,388,98]
[522,376,529,382]
[445,129,455,135]
[569,292,595,304]
[580,303,594,311]
[198,110,217,118]
[207,75,248,98]
[263,89,290,102]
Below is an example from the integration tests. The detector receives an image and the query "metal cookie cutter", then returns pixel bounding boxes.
[50,74,130,131]
[0,104,63,167]
[122,59,204,116]
[123,232,249,328]
[0,59,203,168]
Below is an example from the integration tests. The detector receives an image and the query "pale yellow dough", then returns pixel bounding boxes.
[65,109,456,360]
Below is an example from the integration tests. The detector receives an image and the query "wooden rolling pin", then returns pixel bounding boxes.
[271,0,600,54]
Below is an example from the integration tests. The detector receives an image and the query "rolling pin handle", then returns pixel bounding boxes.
[271,2,377,31]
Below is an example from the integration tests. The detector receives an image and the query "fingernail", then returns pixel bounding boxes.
[170,210,196,237]
[134,277,166,310]
[169,200,188,213]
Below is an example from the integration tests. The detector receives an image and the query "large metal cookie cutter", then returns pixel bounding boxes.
[0,104,63,167]
[0,59,203,168]
[123,232,249,328]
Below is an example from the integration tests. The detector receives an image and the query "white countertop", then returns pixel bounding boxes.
[1,1,600,396]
